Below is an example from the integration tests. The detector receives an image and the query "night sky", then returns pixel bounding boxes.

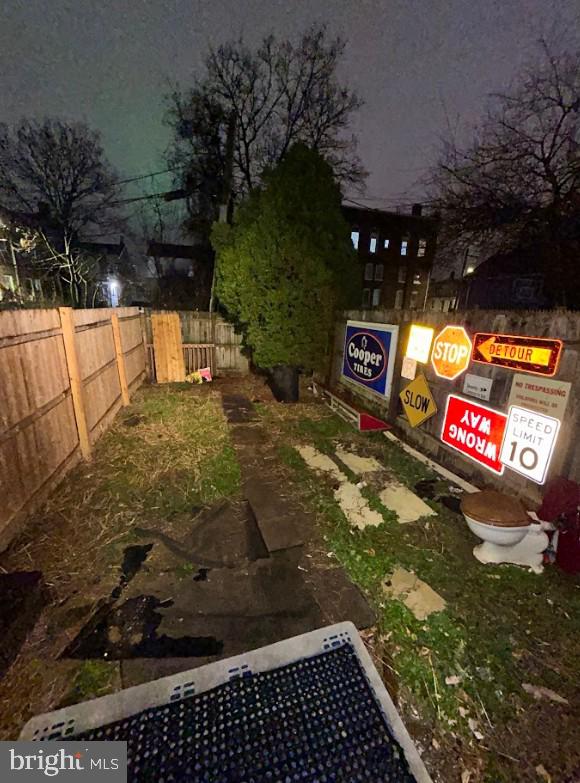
[2,0,579,207]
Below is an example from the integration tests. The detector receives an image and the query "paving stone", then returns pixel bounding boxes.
[221,394,258,423]
[244,476,304,552]
[379,482,437,524]
[383,567,446,621]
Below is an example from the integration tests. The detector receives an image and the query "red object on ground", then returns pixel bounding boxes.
[539,478,580,574]
[318,384,391,432]
[359,412,390,432]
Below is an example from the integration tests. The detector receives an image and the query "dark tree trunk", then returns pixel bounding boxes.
[270,365,299,403]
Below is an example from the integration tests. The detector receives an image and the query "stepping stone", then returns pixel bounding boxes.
[245,476,304,552]
[334,483,384,530]
[379,481,436,524]
[297,445,346,482]
[335,447,383,475]
[383,567,446,621]
[221,394,258,423]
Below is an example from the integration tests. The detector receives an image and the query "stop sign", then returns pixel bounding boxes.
[431,325,472,380]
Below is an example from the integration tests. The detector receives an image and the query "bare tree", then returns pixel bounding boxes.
[0,118,120,234]
[0,118,123,304]
[167,25,364,231]
[432,43,580,303]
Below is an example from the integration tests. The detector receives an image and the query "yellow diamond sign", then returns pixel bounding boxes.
[400,374,437,428]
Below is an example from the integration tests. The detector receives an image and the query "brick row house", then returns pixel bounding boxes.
[342,203,438,310]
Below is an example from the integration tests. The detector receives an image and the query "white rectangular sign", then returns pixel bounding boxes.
[507,374,571,422]
[500,405,560,484]
[401,356,417,380]
[462,373,493,402]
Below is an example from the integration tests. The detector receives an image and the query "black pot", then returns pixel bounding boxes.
[270,365,299,403]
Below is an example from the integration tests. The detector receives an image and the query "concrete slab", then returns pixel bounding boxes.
[334,482,384,530]
[379,482,437,524]
[244,476,304,552]
[221,394,258,423]
[383,567,446,621]
[297,445,347,482]
[335,446,383,475]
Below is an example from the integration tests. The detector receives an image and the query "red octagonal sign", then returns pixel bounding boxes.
[431,325,472,380]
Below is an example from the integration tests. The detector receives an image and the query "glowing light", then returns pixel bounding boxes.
[406,324,434,364]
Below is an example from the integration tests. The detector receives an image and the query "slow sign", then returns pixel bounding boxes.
[400,374,437,428]
[441,395,507,475]
[499,406,560,484]
[431,326,472,380]
[342,320,398,401]
[472,332,563,377]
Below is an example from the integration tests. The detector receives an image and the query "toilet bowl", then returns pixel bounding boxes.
[461,490,548,573]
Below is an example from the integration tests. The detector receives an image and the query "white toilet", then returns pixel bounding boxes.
[461,490,549,574]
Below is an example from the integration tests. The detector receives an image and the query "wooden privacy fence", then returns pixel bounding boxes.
[0,306,146,549]
[144,310,248,382]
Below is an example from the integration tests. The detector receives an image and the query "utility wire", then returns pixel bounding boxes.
[117,167,180,185]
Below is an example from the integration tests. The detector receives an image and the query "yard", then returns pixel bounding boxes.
[1,378,579,783]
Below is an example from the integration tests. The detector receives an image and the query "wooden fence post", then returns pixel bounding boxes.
[59,307,92,461]
[111,312,130,406]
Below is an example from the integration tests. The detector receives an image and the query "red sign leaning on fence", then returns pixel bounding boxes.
[441,395,508,475]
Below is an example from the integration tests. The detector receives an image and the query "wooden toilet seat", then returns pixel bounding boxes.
[461,490,530,528]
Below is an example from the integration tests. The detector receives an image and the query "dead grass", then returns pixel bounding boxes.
[0,383,240,739]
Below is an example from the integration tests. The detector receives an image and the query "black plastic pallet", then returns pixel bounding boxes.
[73,645,416,783]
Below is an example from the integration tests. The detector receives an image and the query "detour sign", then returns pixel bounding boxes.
[472,332,563,377]
[431,325,472,380]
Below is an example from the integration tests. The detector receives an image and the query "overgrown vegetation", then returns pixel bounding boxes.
[269,404,580,781]
[0,385,241,739]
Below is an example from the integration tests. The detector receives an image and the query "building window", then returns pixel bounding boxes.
[0,274,15,301]
[351,230,359,250]
[401,238,409,256]
[383,238,390,249]
[418,239,427,257]
[410,290,419,309]
[372,288,381,307]
[364,262,374,281]
[374,264,384,282]
[398,265,407,284]
[369,233,378,253]
[362,288,371,307]
[395,289,404,309]
[413,273,421,285]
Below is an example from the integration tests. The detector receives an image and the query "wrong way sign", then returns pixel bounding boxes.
[400,374,437,427]
[499,406,560,484]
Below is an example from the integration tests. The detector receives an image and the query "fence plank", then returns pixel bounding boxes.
[59,307,91,461]
[111,313,130,406]
[151,312,185,382]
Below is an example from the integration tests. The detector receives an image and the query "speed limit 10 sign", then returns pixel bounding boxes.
[500,405,560,484]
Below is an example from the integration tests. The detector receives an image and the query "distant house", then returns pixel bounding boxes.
[145,241,213,309]
[426,274,461,312]
[458,248,551,310]
[342,203,438,310]
[0,204,47,305]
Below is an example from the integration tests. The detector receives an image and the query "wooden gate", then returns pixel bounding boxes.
[151,312,185,382]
